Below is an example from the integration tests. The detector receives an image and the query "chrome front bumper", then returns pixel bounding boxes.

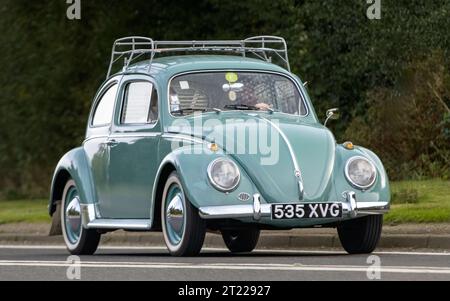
[198,191,390,221]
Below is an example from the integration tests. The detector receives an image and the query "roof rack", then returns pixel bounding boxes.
[106,36,290,78]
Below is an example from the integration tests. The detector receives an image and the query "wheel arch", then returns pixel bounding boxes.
[149,145,261,229]
[48,147,96,216]
[150,160,177,230]
[49,169,72,216]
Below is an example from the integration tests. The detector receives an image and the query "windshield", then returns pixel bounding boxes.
[169,72,307,116]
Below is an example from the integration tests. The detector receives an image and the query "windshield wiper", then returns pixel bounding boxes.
[171,107,223,115]
[224,104,279,113]
[223,104,258,111]
[171,108,208,115]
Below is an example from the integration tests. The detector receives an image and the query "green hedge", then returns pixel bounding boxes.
[0,0,449,198]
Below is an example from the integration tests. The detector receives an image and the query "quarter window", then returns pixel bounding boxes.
[92,84,118,127]
[121,82,158,124]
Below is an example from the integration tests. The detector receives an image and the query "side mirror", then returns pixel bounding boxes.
[324,108,339,127]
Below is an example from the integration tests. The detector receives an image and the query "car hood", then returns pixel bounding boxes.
[167,112,336,203]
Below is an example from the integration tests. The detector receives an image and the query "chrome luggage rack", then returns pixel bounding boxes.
[106,36,290,78]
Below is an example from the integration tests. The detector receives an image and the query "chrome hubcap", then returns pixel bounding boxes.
[165,185,185,245]
[64,188,82,244]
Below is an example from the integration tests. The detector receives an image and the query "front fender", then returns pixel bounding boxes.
[333,145,391,204]
[48,147,95,216]
[152,144,260,213]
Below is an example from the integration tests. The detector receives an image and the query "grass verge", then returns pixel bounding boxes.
[0,199,49,224]
[385,179,450,224]
[0,180,449,225]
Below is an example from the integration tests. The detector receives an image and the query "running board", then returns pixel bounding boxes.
[86,219,151,230]
[81,204,152,230]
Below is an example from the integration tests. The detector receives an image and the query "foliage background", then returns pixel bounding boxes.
[0,0,449,199]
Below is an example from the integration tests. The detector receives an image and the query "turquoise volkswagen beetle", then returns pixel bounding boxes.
[49,36,390,256]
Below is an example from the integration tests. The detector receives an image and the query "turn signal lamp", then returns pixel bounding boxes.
[343,141,354,150]
[209,143,219,152]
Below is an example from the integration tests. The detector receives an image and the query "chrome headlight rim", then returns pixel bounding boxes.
[207,158,241,192]
[344,156,377,190]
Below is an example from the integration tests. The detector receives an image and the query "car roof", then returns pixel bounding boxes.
[113,55,290,79]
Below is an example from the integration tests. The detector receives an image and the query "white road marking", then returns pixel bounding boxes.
[0,245,449,256]
[0,245,67,250]
[0,259,450,275]
[0,245,449,275]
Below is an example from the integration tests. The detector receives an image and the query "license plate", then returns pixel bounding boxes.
[271,203,342,220]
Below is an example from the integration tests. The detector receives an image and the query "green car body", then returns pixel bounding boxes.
[49,40,390,255]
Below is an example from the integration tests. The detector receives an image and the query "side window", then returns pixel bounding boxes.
[121,82,158,124]
[92,84,118,127]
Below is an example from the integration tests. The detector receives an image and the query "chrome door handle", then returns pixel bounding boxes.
[106,139,118,146]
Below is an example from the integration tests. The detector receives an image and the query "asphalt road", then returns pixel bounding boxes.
[0,245,449,281]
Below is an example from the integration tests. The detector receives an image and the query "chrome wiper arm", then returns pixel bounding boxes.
[266,106,278,114]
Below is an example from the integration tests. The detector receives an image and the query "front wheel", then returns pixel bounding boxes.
[337,215,383,254]
[61,180,101,255]
[161,172,206,256]
[221,227,260,253]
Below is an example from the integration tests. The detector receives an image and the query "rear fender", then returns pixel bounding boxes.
[48,147,96,216]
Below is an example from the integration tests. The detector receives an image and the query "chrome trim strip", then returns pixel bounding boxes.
[85,133,162,144]
[108,132,161,138]
[297,180,304,201]
[162,133,205,144]
[259,116,304,200]
[87,219,151,230]
[83,135,109,144]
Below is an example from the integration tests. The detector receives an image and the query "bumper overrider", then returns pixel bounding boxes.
[198,191,390,221]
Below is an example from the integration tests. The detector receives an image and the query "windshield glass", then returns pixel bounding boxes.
[169,72,307,116]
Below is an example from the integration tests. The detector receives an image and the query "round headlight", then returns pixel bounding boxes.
[345,156,377,189]
[207,158,240,192]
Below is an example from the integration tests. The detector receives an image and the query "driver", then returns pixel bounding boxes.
[238,84,272,111]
